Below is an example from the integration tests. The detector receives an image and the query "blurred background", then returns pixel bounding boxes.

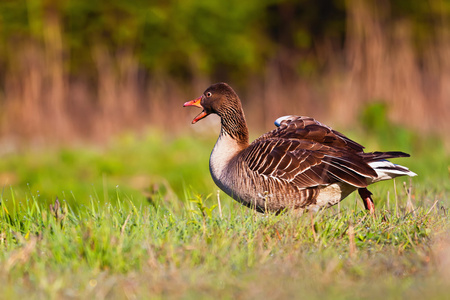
[0,0,449,206]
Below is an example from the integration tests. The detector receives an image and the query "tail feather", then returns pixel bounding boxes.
[368,160,417,183]
[362,151,410,162]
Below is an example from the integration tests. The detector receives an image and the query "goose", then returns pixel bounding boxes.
[183,82,416,213]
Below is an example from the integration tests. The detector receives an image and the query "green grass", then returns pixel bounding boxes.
[0,131,215,209]
[0,128,449,299]
[0,191,449,299]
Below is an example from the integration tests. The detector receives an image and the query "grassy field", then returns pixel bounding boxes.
[0,128,449,299]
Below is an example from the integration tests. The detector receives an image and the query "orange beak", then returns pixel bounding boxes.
[183,96,208,124]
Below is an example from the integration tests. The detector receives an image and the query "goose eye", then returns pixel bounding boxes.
[206,92,212,97]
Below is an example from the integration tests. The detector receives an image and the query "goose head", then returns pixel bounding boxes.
[184,82,249,144]
[183,82,242,124]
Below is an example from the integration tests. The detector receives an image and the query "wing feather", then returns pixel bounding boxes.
[263,115,364,152]
[240,137,376,189]
[236,115,411,193]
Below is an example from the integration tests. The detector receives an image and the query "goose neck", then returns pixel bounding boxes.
[219,109,249,147]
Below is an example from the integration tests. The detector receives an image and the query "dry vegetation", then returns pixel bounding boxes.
[0,1,449,145]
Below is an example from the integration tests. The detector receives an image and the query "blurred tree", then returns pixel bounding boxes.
[1,0,448,81]
[0,0,449,141]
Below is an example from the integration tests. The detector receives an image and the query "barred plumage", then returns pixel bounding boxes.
[184,83,417,213]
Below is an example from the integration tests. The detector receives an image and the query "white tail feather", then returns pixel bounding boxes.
[368,160,417,183]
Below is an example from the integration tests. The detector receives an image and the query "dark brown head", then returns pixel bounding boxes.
[183,83,243,124]
[184,82,248,143]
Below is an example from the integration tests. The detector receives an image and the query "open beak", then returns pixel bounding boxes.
[183,96,208,124]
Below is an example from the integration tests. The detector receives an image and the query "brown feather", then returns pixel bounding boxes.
[186,83,415,213]
[240,137,376,189]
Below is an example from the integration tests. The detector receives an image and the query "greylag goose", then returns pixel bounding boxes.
[184,82,416,213]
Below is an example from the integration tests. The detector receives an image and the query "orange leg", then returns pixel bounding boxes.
[358,188,375,212]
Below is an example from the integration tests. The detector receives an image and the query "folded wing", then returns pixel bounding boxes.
[241,116,379,188]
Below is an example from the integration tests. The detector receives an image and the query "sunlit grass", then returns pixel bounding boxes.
[0,187,448,299]
[0,129,449,298]
[0,131,215,209]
